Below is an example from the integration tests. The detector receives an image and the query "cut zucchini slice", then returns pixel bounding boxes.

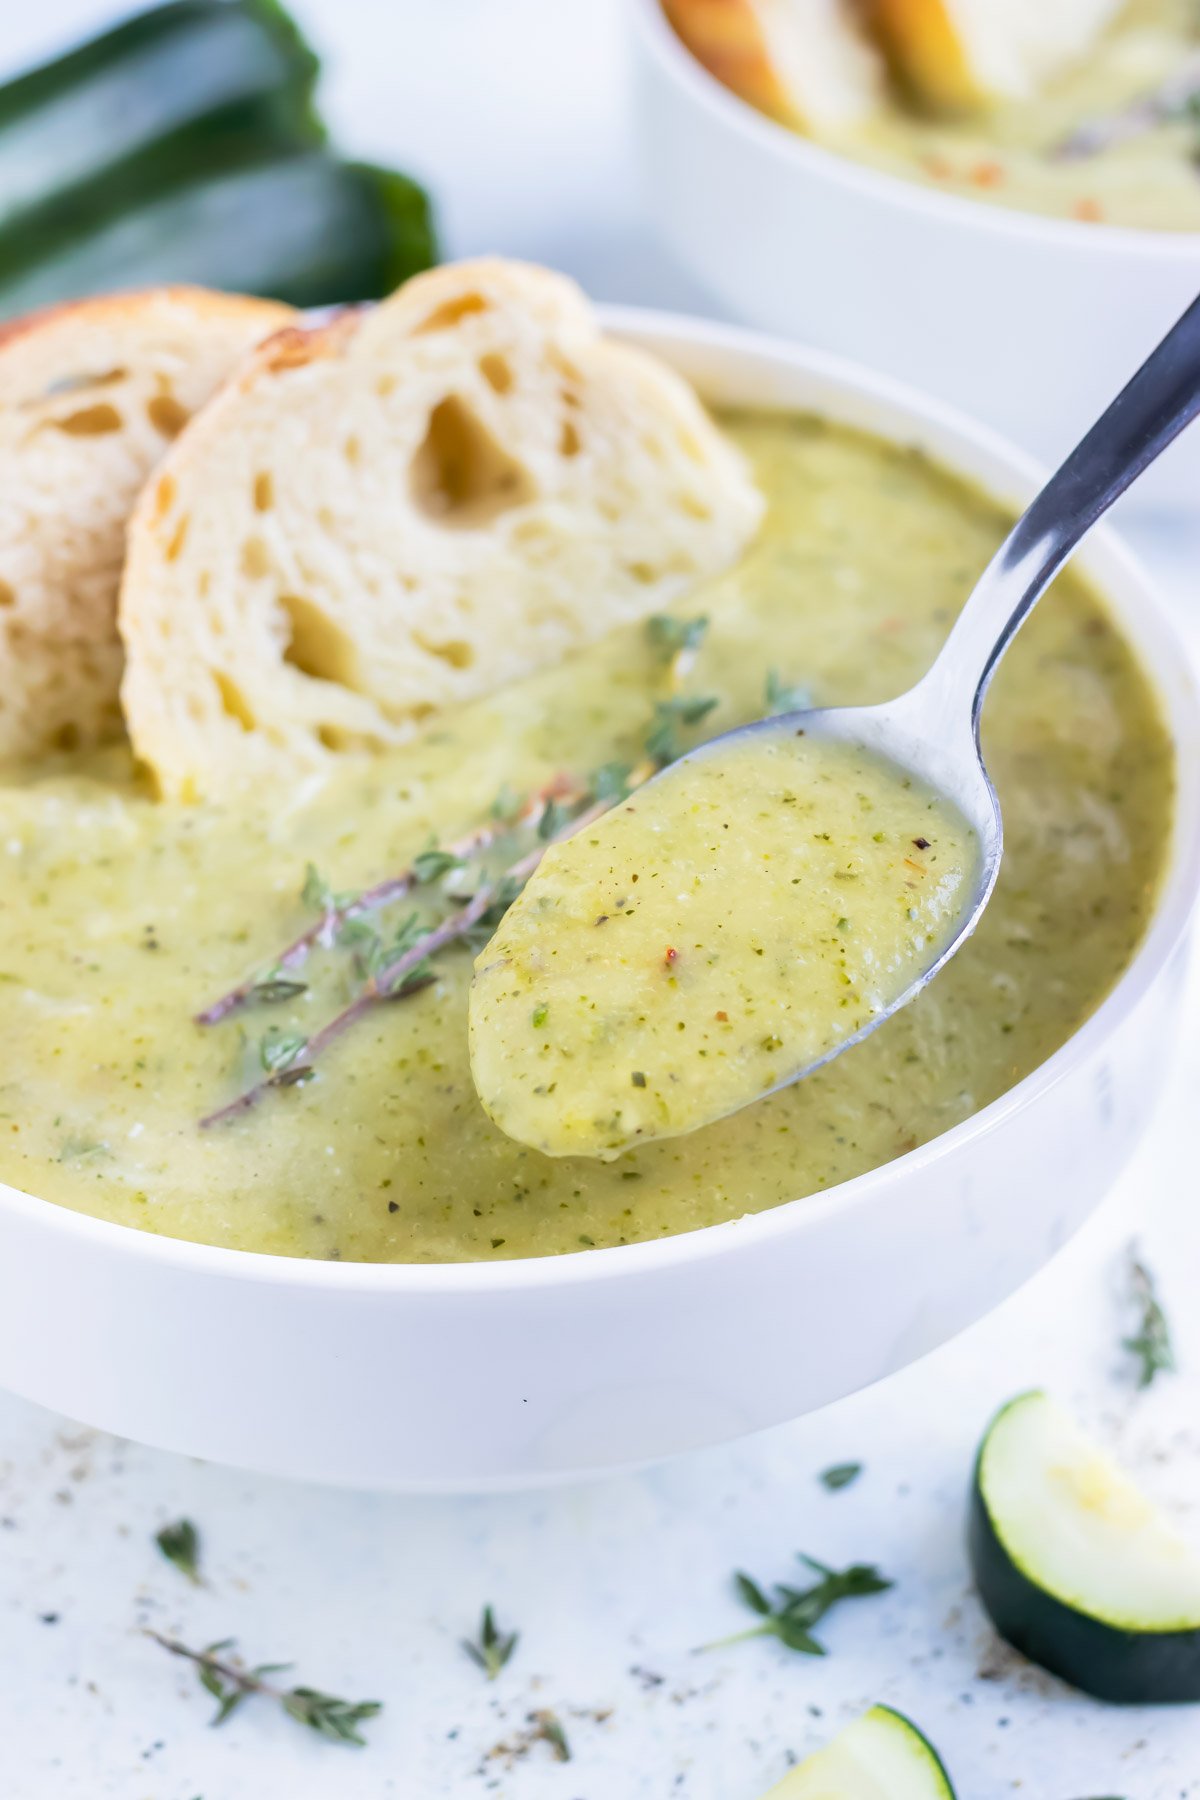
[970,1390,1200,1703]
[762,1705,956,1798]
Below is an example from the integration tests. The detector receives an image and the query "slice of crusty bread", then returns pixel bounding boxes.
[118,258,765,801]
[871,0,1124,108]
[0,287,294,758]
[664,0,884,134]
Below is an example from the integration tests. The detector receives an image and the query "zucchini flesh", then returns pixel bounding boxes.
[0,155,437,318]
[764,1705,956,1798]
[0,1,321,252]
[970,1390,1200,1702]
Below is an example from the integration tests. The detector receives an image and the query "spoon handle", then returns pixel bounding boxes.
[937,290,1200,733]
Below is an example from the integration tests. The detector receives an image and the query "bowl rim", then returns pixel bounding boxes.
[631,0,1200,260]
[2,304,1196,1297]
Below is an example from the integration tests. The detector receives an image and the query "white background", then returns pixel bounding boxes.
[1,3,1199,1796]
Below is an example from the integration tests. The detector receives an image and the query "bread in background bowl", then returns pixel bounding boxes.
[633,0,1200,513]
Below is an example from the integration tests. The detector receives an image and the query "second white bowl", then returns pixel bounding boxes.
[631,0,1200,514]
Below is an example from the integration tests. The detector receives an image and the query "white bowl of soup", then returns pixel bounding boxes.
[0,309,1195,1491]
[632,0,1200,514]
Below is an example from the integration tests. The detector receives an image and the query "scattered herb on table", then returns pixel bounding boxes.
[1123,1248,1175,1389]
[194,620,723,1124]
[146,1631,381,1745]
[700,1553,893,1655]
[819,1461,863,1491]
[462,1605,519,1680]
[530,1708,571,1762]
[155,1518,201,1583]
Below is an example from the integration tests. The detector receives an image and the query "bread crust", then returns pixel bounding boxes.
[0,286,293,759]
[663,0,797,121]
[869,0,1126,109]
[119,258,765,801]
[870,0,980,108]
[664,0,883,132]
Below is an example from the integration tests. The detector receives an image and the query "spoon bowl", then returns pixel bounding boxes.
[687,286,1200,1105]
[663,683,1004,1101]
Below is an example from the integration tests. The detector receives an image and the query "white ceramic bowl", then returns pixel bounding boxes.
[631,0,1200,514]
[0,310,1196,1493]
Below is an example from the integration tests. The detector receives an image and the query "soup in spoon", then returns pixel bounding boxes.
[469,732,977,1157]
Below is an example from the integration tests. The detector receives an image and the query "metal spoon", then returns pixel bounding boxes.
[638,291,1200,1091]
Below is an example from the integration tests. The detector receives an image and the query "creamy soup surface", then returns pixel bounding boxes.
[470,734,978,1157]
[0,413,1173,1262]
[780,0,1200,231]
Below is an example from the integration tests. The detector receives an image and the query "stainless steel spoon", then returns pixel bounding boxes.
[644,291,1200,1092]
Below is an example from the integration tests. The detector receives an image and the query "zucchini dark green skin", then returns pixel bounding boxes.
[871,1707,958,1796]
[0,154,438,318]
[0,1,322,261]
[968,1468,1200,1704]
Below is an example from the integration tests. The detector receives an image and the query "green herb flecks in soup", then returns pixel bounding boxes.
[0,412,1172,1261]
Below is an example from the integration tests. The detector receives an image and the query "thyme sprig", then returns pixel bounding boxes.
[199,810,605,1129]
[1123,1249,1175,1389]
[194,776,583,1026]
[462,1605,519,1680]
[146,1631,381,1745]
[155,1518,200,1583]
[195,613,716,1124]
[700,1554,892,1655]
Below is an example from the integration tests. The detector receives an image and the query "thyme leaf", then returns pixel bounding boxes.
[644,694,719,767]
[491,782,523,825]
[147,1632,381,1745]
[155,1518,200,1583]
[589,761,632,804]
[765,669,811,716]
[701,1553,892,1655]
[282,1687,383,1744]
[412,846,464,885]
[1123,1248,1175,1389]
[819,1462,863,1491]
[300,863,335,914]
[646,613,709,658]
[259,1030,308,1075]
[538,797,574,841]
[462,1605,519,1680]
[246,975,308,1005]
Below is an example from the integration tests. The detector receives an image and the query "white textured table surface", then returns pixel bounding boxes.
[2,4,1200,1796]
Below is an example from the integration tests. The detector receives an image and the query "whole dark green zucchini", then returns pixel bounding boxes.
[0,154,437,317]
[0,1,322,254]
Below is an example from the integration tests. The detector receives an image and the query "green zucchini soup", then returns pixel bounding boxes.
[847,0,1200,230]
[0,412,1173,1262]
